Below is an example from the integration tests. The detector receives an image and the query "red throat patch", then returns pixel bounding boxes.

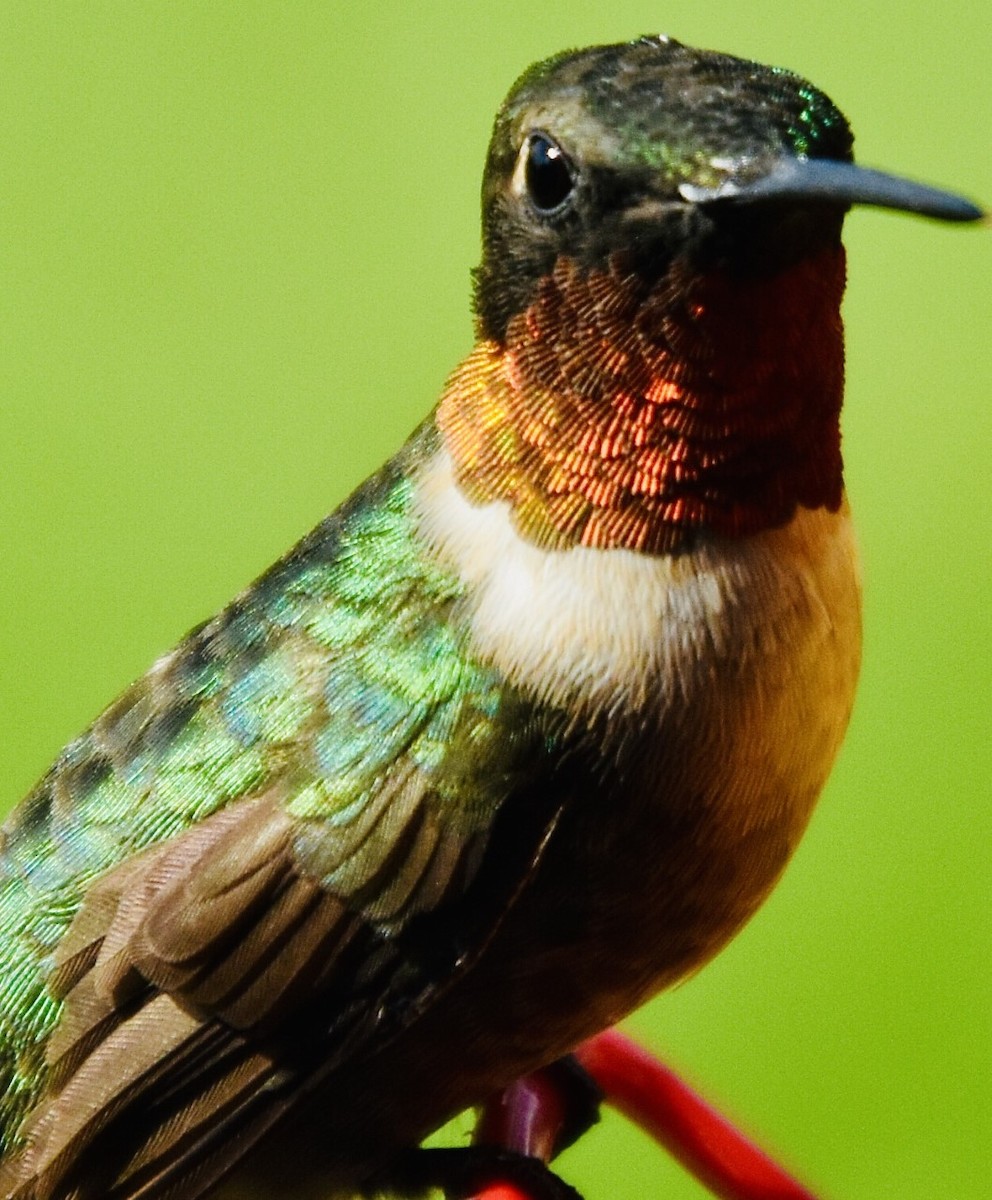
[438,248,847,554]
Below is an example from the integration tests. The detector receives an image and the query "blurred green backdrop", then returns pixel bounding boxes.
[0,4,988,1199]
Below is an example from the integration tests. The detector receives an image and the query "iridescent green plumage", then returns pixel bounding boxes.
[0,422,563,1162]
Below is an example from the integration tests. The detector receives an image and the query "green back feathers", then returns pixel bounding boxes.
[0,424,550,1153]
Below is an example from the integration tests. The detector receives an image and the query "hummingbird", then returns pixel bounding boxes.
[0,35,982,1200]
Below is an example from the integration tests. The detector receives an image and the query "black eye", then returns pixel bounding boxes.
[524,134,575,212]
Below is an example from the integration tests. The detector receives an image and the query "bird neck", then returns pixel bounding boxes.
[438,247,847,554]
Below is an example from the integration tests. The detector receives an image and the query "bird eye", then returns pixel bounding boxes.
[524,133,575,212]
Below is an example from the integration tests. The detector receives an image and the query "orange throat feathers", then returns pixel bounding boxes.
[438,248,847,554]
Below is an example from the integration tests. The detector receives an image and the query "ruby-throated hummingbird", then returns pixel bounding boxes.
[0,36,983,1200]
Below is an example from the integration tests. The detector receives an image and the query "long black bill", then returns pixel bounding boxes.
[680,158,985,223]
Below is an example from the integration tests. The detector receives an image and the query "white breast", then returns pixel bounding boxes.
[413,447,862,730]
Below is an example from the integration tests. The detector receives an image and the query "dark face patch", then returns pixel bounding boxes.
[473,36,853,341]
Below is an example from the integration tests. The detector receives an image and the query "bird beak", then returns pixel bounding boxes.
[679,158,985,223]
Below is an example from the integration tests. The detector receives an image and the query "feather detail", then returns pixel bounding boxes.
[1,735,569,1200]
[440,251,846,553]
[0,441,577,1199]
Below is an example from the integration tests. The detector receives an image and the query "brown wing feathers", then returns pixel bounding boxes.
[2,796,356,1199]
[2,772,565,1199]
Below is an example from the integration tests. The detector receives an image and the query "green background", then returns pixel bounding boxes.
[0,4,988,1198]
